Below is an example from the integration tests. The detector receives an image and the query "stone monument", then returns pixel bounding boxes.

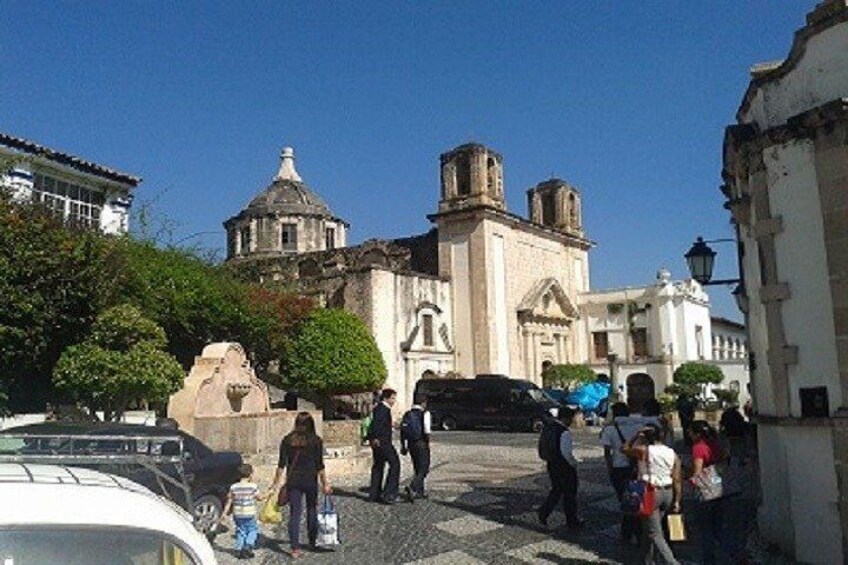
[167,342,271,434]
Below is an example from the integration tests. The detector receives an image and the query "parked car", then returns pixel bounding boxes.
[0,463,217,564]
[414,375,560,432]
[0,422,242,533]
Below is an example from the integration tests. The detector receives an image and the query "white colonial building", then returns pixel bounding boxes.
[721,2,848,561]
[0,133,139,234]
[579,269,749,412]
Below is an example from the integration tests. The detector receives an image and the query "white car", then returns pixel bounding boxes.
[0,463,217,565]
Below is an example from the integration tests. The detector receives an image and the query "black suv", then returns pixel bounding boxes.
[0,422,243,532]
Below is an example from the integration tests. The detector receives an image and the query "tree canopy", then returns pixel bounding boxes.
[542,363,596,389]
[0,195,314,413]
[53,305,185,420]
[281,308,386,400]
[666,362,725,401]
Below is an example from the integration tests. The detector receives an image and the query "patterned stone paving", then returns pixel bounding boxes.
[212,428,783,564]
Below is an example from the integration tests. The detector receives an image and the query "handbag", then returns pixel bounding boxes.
[692,462,743,502]
[667,513,686,541]
[317,495,340,546]
[277,448,302,507]
[620,446,656,517]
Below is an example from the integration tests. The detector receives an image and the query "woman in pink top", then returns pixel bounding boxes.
[689,421,748,565]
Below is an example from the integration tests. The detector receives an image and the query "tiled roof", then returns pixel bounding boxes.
[0,132,141,185]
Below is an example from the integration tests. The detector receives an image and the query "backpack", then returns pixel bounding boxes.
[400,409,424,442]
[537,421,563,462]
[359,413,373,445]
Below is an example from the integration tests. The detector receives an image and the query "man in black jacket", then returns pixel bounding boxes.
[367,388,400,504]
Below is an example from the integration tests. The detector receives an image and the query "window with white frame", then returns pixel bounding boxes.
[31,173,104,229]
[325,226,335,250]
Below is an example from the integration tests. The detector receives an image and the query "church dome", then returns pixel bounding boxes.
[242,147,334,218]
[224,146,349,261]
[245,178,333,217]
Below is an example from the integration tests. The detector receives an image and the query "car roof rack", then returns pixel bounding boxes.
[0,432,194,524]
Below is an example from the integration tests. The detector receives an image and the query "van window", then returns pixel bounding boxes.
[0,528,198,565]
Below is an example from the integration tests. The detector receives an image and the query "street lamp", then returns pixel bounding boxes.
[606,352,620,402]
[684,236,747,313]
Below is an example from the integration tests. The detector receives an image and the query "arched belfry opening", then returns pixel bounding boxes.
[438,143,505,213]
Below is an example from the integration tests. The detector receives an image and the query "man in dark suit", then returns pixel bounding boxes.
[367,388,400,504]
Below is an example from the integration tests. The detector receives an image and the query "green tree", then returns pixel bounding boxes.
[669,362,724,403]
[53,305,184,420]
[281,309,386,406]
[542,363,596,389]
[0,195,122,410]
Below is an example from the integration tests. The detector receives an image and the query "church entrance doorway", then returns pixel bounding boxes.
[626,373,655,414]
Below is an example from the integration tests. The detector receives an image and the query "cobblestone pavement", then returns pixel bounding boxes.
[212,428,786,564]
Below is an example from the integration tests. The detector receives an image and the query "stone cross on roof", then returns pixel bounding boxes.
[274,146,302,182]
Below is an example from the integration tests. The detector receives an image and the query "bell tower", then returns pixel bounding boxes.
[438,143,505,213]
[526,178,583,236]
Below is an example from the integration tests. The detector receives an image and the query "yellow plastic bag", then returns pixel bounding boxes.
[259,496,282,524]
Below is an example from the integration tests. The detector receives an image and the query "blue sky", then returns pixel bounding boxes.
[1,1,817,319]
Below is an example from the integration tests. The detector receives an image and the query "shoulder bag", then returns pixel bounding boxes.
[620,446,656,517]
[692,461,743,502]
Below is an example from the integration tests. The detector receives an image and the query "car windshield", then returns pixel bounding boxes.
[0,527,198,565]
[526,388,558,405]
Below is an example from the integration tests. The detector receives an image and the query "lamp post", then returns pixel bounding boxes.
[607,352,620,402]
[684,236,747,312]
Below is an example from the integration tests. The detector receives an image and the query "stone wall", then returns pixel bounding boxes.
[323,419,362,447]
[193,410,322,456]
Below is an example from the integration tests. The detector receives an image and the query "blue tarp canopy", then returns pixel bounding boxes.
[566,381,611,412]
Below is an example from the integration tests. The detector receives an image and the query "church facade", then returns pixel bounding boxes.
[224,143,593,408]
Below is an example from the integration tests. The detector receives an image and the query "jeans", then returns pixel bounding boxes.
[409,440,431,495]
[233,516,258,551]
[369,442,400,501]
[698,497,745,564]
[288,484,318,550]
[538,461,579,526]
[640,487,678,565]
[610,466,639,539]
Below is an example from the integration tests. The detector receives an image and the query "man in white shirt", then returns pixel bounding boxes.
[599,402,645,543]
[537,407,583,530]
[401,395,432,501]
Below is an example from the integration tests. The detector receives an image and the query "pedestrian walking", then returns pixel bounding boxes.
[367,388,401,504]
[400,394,431,502]
[642,398,674,447]
[623,423,682,565]
[690,420,748,564]
[220,463,264,559]
[676,394,696,446]
[537,407,583,530]
[599,402,640,544]
[267,412,333,559]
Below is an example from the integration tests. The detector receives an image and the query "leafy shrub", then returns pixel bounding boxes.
[53,305,184,420]
[281,309,386,402]
[542,363,596,389]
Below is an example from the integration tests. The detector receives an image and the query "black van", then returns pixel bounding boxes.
[414,375,560,432]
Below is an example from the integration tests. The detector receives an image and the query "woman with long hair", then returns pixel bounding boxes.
[623,423,682,565]
[268,412,332,559]
[690,420,747,564]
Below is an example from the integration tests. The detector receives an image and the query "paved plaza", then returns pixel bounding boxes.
[212,428,786,564]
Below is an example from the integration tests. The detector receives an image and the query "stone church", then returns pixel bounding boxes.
[224,143,593,408]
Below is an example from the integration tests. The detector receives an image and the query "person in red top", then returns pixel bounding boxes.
[689,421,748,565]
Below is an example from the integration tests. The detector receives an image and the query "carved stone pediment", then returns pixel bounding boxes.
[517,278,578,324]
